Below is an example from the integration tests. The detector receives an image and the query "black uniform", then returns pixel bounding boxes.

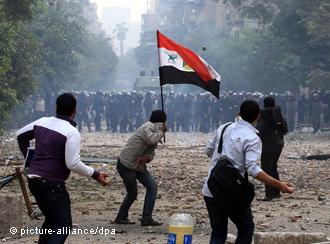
[257,105,288,200]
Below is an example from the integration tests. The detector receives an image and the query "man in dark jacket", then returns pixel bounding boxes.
[257,96,288,201]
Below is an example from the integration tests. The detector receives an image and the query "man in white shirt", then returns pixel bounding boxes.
[202,100,294,244]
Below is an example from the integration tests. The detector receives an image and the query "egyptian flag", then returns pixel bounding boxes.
[157,31,221,98]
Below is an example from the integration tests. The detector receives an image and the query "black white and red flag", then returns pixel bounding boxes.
[157,30,221,98]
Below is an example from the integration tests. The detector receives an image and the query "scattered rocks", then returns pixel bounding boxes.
[1,132,330,243]
[0,194,23,238]
[318,196,326,201]
[254,232,328,244]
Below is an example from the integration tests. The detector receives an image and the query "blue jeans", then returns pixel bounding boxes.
[28,178,72,244]
[204,196,254,244]
[116,160,157,219]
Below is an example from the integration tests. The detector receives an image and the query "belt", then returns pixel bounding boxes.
[28,177,64,184]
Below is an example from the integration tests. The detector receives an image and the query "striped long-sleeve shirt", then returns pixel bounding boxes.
[16,115,98,182]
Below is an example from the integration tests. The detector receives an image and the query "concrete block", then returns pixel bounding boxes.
[254,232,328,244]
[0,193,23,238]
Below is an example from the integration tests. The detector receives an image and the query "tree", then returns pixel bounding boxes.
[0,0,39,133]
[28,0,118,91]
[0,0,119,132]
[223,0,330,90]
[302,1,330,89]
[29,1,86,91]
[75,32,118,90]
[113,22,128,57]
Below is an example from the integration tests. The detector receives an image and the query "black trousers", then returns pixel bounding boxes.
[28,178,72,244]
[260,148,282,198]
[204,196,254,244]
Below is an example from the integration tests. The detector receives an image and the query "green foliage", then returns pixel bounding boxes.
[0,0,36,22]
[223,0,330,90]
[28,0,118,92]
[0,88,17,133]
[29,2,86,91]
[0,0,118,132]
[75,32,118,90]
[0,0,38,132]
[301,1,330,88]
[152,0,329,91]
[215,29,308,91]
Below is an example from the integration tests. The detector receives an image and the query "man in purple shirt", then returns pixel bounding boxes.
[17,93,108,244]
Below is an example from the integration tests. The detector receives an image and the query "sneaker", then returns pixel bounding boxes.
[114,218,136,225]
[141,218,163,226]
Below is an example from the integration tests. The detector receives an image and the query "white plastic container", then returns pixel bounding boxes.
[167,213,194,244]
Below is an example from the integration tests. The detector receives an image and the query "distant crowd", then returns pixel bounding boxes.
[19,90,330,134]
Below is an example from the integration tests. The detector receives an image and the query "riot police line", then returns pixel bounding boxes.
[16,90,330,134]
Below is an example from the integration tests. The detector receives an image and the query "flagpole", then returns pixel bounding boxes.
[160,83,166,143]
[157,30,166,142]
[160,84,164,112]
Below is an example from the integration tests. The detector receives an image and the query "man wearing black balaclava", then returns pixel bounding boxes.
[114,110,167,226]
[257,96,288,201]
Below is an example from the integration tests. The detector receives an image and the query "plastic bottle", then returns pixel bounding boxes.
[167,213,194,244]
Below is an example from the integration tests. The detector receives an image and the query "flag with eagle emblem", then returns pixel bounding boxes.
[157,30,221,98]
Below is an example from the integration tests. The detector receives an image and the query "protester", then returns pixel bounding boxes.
[203,100,294,244]
[16,93,109,244]
[257,96,288,201]
[114,110,167,226]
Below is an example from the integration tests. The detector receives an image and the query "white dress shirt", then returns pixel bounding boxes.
[202,117,263,197]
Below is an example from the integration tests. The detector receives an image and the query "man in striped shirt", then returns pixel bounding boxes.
[17,93,108,244]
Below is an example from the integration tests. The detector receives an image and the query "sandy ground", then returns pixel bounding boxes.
[0,130,330,243]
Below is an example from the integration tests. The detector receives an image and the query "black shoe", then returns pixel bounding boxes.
[257,197,273,202]
[114,218,135,225]
[141,218,163,226]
